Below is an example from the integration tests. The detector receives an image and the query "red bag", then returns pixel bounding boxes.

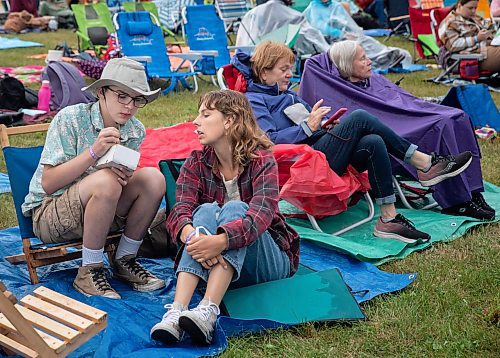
[273,144,370,218]
[459,60,479,80]
[221,64,247,93]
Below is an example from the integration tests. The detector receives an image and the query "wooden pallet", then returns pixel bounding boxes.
[0,282,107,358]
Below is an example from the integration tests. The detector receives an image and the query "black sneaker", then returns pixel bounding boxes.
[417,151,472,187]
[441,200,495,221]
[471,192,495,214]
[373,214,431,244]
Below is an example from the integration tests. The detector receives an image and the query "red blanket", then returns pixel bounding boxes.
[139,124,370,217]
[138,122,202,168]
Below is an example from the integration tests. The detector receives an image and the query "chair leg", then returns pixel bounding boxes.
[306,193,375,236]
[393,176,439,210]
[22,238,39,285]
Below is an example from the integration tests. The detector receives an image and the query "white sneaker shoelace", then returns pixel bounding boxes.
[192,299,220,321]
[162,303,182,323]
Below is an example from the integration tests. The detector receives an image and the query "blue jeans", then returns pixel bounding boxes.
[312,109,418,205]
[176,201,290,289]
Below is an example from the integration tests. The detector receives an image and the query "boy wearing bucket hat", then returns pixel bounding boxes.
[22,58,166,299]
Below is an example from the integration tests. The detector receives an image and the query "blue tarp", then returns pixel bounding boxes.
[0,37,43,50]
[363,29,392,37]
[0,226,415,357]
[374,63,428,74]
[0,173,10,194]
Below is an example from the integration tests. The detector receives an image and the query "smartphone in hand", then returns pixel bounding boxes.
[321,108,347,129]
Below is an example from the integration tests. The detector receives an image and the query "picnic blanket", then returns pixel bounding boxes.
[0,173,10,194]
[0,226,415,357]
[138,122,202,168]
[286,181,500,265]
[0,65,44,84]
[0,37,43,49]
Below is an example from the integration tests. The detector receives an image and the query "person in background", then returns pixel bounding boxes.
[22,58,166,299]
[439,0,500,73]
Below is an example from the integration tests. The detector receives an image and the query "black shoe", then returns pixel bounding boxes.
[471,192,495,214]
[373,214,431,244]
[441,200,495,221]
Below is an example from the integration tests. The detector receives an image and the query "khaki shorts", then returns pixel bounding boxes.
[32,181,126,244]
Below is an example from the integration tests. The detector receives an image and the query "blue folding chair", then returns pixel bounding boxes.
[2,126,119,284]
[113,11,204,94]
[183,5,232,76]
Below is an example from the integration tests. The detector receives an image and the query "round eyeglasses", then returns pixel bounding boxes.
[106,87,148,108]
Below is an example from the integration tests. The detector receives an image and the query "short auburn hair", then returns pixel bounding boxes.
[250,41,295,83]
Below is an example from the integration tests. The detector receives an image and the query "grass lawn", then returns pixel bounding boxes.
[0,30,498,357]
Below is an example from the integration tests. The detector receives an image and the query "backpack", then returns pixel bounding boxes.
[0,74,29,111]
[42,62,96,111]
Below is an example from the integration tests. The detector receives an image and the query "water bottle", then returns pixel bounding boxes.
[37,80,51,112]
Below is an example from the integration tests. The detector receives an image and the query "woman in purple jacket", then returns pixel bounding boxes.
[235,41,476,246]
[298,39,494,220]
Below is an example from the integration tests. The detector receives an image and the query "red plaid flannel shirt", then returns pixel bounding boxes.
[166,146,300,274]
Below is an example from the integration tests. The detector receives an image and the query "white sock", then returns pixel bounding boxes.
[381,216,396,223]
[115,234,142,260]
[82,246,104,266]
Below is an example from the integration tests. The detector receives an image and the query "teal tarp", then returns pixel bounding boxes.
[287,182,500,265]
[223,268,365,324]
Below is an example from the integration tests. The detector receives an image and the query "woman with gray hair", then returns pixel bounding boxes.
[298,40,494,221]
[233,41,476,246]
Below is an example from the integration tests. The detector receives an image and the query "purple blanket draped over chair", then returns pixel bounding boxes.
[298,52,483,209]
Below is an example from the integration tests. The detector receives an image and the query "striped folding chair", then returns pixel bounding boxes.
[215,0,249,33]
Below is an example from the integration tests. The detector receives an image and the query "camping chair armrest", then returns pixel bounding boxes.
[192,50,219,58]
[389,14,410,21]
[169,53,205,61]
[450,54,484,61]
[169,53,205,73]
[75,30,90,42]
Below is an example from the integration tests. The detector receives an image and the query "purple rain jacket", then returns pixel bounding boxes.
[297,52,483,209]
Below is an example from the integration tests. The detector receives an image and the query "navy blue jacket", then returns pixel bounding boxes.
[231,52,320,145]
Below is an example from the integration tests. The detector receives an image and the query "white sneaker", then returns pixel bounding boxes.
[179,298,220,345]
[150,301,186,344]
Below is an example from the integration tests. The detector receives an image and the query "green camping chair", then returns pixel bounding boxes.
[71,2,114,54]
[123,1,184,49]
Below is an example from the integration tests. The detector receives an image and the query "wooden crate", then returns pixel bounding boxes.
[0,283,107,358]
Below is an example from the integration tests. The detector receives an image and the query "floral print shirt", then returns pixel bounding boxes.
[22,102,145,215]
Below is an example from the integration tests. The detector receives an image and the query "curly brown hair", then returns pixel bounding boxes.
[198,90,273,166]
[250,41,295,83]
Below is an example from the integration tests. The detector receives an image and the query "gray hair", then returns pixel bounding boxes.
[328,40,358,80]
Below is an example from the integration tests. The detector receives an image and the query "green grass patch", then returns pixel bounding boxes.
[0,32,498,357]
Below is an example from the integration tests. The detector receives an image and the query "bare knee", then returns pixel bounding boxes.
[129,167,166,198]
[81,169,123,204]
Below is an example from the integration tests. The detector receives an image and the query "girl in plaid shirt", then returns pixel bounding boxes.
[439,0,499,73]
[151,90,300,346]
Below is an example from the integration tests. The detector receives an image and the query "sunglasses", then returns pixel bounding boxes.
[105,87,148,108]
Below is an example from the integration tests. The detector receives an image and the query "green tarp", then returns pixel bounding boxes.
[286,182,500,265]
[223,268,365,324]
